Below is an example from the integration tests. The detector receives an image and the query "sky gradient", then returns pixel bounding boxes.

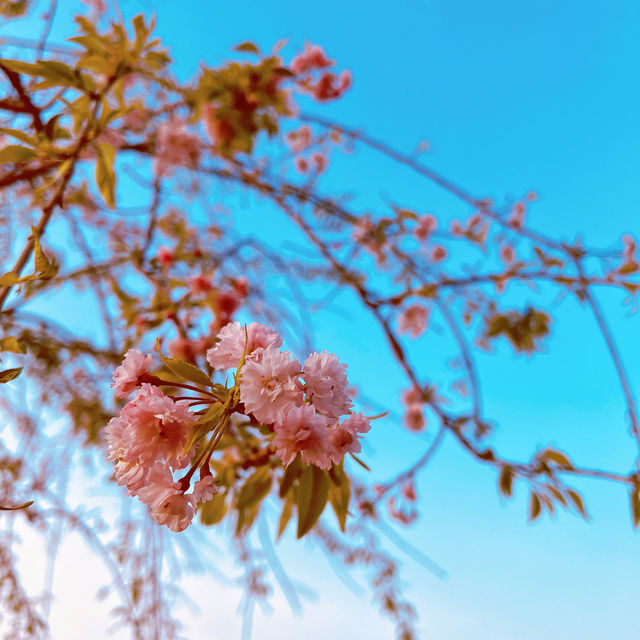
[3,0,640,638]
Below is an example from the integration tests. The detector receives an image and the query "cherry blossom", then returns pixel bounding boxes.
[327,412,371,464]
[111,349,154,398]
[187,274,214,296]
[192,476,218,504]
[240,348,303,424]
[154,119,202,176]
[113,384,195,468]
[303,350,352,418]
[414,214,436,242]
[137,463,196,532]
[272,404,332,468]
[398,304,429,338]
[286,125,312,153]
[291,44,333,74]
[206,321,283,370]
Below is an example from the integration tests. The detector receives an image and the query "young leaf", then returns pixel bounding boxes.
[154,337,212,387]
[0,272,19,286]
[296,465,329,538]
[277,495,294,540]
[233,42,260,55]
[0,59,42,76]
[182,404,223,455]
[0,500,33,511]
[0,336,26,354]
[162,355,212,387]
[95,142,116,208]
[529,492,542,522]
[543,448,573,469]
[567,489,588,519]
[498,465,514,498]
[279,457,302,498]
[328,465,351,532]
[235,503,259,536]
[237,467,272,509]
[0,128,37,147]
[0,145,36,163]
[32,226,51,275]
[0,367,23,383]
[200,492,227,525]
[35,60,77,85]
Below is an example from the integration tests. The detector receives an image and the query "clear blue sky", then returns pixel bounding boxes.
[3,0,640,638]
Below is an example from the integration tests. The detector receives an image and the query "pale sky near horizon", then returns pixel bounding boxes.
[2,0,640,638]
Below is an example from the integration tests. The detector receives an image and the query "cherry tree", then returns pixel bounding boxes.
[0,1,638,638]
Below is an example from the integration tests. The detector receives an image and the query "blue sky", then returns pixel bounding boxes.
[3,0,640,638]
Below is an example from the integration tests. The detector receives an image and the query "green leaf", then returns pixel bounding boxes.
[277,494,294,539]
[0,272,20,286]
[37,60,77,85]
[233,42,260,55]
[237,467,272,509]
[279,457,302,498]
[543,448,573,469]
[272,67,296,79]
[0,59,79,87]
[44,114,62,140]
[0,367,22,383]
[567,489,588,519]
[200,492,227,525]
[70,95,92,134]
[32,226,51,275]
[235,503,259,536]
[96,142,116,209]
[0,59,43,76]
[162,356,212,388]
[182,403,223,455]
[328,465,350,532]
[11,226,59,285]
[0,500,33,511]
[0,336,26,354]
[95,142,116,208]
[529,492,541,522]
[0,145,36,163]
[192,402,224,427]
[547,484,568,508]
[498,465,514,498]
[0,128,37,147]
[296,464,329,539]
[154,338,212,387]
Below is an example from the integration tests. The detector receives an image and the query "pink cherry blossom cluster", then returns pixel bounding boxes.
[207,322,371,469]
[398,304,429,339]
[295,152,327,175]
[386,479,418,526]
[154,118,202,176]
[286,125,329,175]
[291,43,351,103]
[107,350,216,532]
[401,386,426,432]
[106,322,371,531]
[286,125,312,153]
